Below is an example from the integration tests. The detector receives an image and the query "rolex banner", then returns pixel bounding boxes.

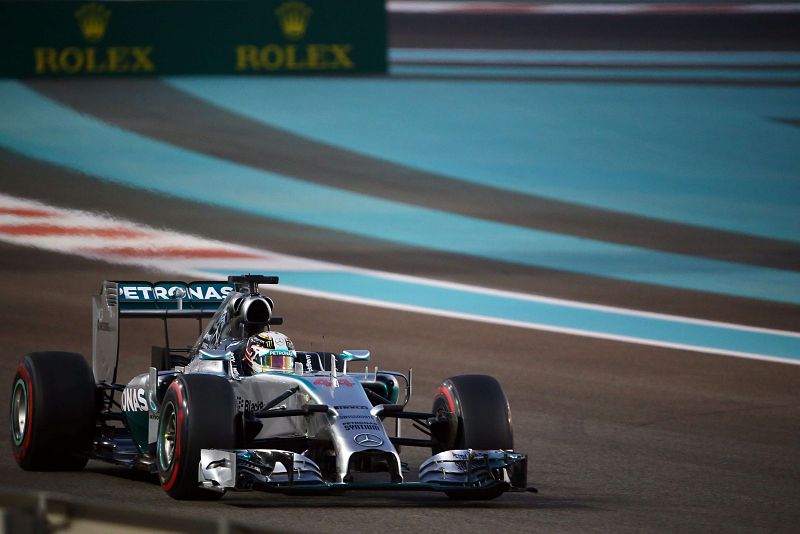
[0,0,386,76]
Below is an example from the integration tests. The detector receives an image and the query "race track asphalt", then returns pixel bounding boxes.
[1,243,799,532]
[1,9,800,534]
[390,12,800,51]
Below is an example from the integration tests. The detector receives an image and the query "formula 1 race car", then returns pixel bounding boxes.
[10,275,529,500]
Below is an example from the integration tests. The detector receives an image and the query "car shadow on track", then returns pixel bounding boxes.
[223,493,591,511]
[85,465,161,486]
[84,465,592,511]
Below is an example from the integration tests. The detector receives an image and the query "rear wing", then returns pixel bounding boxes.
[91,280,236,384]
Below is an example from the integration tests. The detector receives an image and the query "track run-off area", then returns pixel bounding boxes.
[1,6,800,532]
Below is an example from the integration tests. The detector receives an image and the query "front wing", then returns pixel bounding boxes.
[199,448,528,495]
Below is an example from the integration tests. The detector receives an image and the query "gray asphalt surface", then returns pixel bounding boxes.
[2,9,800,534]
[2,244,799,532]
[390,12,800,51]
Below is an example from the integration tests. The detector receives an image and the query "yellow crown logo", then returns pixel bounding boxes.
[74,3,111,43]
[275,1,312,40]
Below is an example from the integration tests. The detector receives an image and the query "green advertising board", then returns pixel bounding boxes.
[0,0,386,76]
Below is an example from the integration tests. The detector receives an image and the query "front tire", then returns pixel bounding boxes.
[157,374,235,500]
[432,374,514,500]
[10,352,95,471]
[432,374,514,453]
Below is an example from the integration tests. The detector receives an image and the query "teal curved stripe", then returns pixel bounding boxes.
[1,81,799,305]
[219,270,800,363]
[166,70,800,243]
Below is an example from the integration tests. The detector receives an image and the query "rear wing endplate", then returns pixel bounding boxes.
[91,280,234,384]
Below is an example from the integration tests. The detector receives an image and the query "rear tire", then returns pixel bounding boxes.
[157,374,235,500]
[10,352,95,471]
[431,375,514,500]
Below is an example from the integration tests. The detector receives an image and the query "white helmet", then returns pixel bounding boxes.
[244,331,296,373]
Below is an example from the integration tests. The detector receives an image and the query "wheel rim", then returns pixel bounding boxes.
[11,378,27,446]
[158,401,177,471]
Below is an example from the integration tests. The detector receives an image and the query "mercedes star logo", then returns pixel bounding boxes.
[353,433,384,448]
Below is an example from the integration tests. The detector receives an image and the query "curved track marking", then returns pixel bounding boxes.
[167,68,800,242]
[0,192,798,365]
[2,81,800,305]
[28,78,800,271]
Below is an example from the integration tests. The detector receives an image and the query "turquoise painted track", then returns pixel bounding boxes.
[168,53,800,243]
[197,269,800,364]
[1,67,798,363]
[1,81,800,306]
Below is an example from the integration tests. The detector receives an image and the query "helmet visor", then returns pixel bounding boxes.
[253,348,295,371]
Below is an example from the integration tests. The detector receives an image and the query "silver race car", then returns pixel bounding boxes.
[10,275,529,500]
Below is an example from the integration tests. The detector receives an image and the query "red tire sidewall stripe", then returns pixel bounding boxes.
[162,381,184,491]
[437,385,455,413]
[13,363,34,462]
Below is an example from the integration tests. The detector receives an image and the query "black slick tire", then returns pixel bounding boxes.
[157,374,235,500]
[432,374,514,452]
[10,352,95,471]
[431,374,514,500]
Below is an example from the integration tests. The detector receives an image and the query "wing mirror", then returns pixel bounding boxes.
[198,348,232,360]
[339,350,370,361]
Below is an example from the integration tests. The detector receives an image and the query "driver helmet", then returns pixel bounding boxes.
[244,331,296,373]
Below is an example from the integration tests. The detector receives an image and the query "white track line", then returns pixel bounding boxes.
[387,2,800,15]
[185,277,800,366]
[1,192,798,365]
